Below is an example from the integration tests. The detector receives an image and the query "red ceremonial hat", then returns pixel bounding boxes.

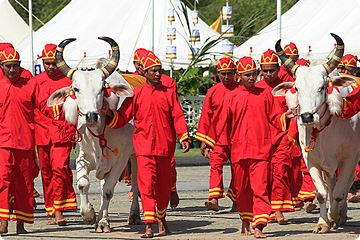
[338,59,344,66]
[134,48,147,62]
[296,58,310,67]
[0,47,20,63]
[42,43,57,59]
[342,54,357,67]
[217,57,236,71]
[237,56,256,73]
[0,42,14,59]
[284,42,298,56]
[261,49,278,64]
[140,51,161,70]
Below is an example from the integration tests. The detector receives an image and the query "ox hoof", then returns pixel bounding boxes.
[338,210,347,226]
[313,223,330,234]
[128,214,141,225]
[81,206,96,225]
[83,217,96,225]
[96,220,111,233]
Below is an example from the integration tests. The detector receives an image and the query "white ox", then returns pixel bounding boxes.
[47,37,141,233]
[273,33,360,233]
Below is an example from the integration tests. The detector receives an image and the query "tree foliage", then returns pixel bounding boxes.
[181,0,298,45]
[9,0,71,30]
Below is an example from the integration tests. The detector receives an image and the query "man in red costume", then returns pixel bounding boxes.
[278,42,298,82]
[338,53,360,202]
[33,43,77,226]
[0,47,37,234]
[196,57,239,212]
[131,48,180,208]
[102,51,191,238]
[202,55,296,238]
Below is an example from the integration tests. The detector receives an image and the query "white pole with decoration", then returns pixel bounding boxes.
[29,0,34,75]
[277,0,281,39]
[167,9,176,78]
[221,0,234,58]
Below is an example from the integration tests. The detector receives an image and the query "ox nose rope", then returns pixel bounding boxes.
[87,123,119,160]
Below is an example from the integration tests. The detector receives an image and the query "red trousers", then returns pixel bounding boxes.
[37,142,77,217]
[289,146,302,207]
[0,148,34,223]
[270,137,294,212]
[209,145,236,202]
[170,156,177,193]
[137,155,172,224]
[297,157,316,202]
[233,159,271,229]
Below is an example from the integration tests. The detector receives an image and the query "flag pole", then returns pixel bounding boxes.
[29,0,34,74]
[277,0,281,39]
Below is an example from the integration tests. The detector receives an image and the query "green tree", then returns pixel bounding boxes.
[181,0,298,45]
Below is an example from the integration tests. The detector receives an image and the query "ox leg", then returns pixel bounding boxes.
[77,157,96,225]
[96,156,128,233]
[128,153,141,225]
[308,164,330,233]
[325,172,338,229]
[334,157,359,227]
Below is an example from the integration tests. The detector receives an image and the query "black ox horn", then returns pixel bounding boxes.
[55,36,120,80]
[275,33,344,75]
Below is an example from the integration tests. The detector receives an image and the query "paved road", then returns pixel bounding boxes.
[1,162,360,239]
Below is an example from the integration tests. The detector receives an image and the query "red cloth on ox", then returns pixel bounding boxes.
[0,148,34,223]
[107,82,190,157]
[341,85,360,118]
[233,159,271,229]
[137,155,172,224]
[37,143,76,216]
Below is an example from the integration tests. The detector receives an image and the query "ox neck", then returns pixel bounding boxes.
[317,102,331,130]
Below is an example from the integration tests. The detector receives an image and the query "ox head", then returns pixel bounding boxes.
[47,37,133,128]
[272,33,356,128]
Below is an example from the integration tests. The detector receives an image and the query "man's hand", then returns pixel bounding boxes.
[181,140,191,153]
[200,142,206,156]
[203,147,212,159]
[286,107,297,119]
[102,100,114,118]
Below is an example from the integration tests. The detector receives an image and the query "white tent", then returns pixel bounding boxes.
[16,0,228,72]
[234,0,360,65]
[0,0,29,46]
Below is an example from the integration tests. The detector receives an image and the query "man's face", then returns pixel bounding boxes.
[344,66,358,76]
[337,65,345,73]
[144,65,162,86]
[1,61,20,80]
[133,61,145,76]
[43,59,60,76]
[217,69,235,85]
[261,64,279,83]
[238,69,257,89]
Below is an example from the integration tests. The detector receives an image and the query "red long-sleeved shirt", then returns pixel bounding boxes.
[278,65,295,83]
[33,71,76,145]
[106,81,190,157]
[256,78,290,145]
[205,85,288,163]
[195,80,240,146]
[0,74,39,150]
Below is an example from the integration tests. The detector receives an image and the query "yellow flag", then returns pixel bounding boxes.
[210,11,222,34]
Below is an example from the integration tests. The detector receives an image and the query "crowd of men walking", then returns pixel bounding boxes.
[0,40,359,239]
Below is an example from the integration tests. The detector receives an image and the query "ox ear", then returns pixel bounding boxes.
[331,76,357,88]
[47,87,72,106]
[109,83,134,97]
[272,82,294,96]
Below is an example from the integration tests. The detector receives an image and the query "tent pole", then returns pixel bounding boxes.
[277,0,281,39]
[29,0,34,74]
[151,0,154,52]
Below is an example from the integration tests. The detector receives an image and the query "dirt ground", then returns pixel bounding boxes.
[1,165,360,240]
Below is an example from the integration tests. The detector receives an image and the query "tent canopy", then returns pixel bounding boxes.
[16,0,228,72]
[0,0,29,46]
[234,0,360,65]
